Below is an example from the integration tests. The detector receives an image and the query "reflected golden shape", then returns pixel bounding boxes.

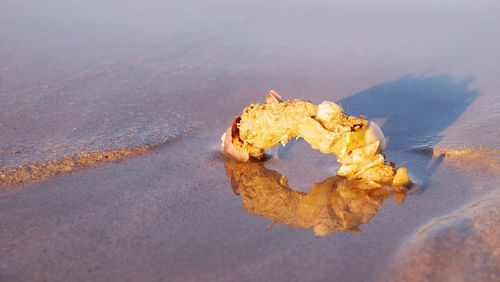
[225,160,407,236]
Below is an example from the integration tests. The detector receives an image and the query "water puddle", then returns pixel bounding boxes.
[224,159,408,236]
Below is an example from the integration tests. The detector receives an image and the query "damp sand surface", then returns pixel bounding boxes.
[1,1,500,281]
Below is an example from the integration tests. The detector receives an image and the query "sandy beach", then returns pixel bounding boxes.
[1,0,499,281]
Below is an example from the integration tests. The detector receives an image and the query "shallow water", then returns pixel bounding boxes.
[1,0,500,281]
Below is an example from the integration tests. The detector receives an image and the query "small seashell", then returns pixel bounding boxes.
[221,116,249,162]
[220,132,227,151]
[365,121,386,151]
[316,101,344,122]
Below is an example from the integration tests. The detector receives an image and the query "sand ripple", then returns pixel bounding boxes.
[0,142,168,188]
[383,191,500,281]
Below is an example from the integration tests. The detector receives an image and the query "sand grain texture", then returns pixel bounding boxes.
[0,144,162,188]
[1,0,500,281]
[383,191,500,282]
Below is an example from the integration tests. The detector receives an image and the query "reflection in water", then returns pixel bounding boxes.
[225,160,406,236]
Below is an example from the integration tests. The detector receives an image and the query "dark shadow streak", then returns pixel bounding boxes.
[338,74,479,190]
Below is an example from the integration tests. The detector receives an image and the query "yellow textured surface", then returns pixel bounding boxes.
[230,95,407,187]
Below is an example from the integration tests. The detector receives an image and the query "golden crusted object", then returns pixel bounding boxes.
[222,90,410,188]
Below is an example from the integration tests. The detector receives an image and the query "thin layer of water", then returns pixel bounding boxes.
[1,0,499,280]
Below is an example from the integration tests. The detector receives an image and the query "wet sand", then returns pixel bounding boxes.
[0,142,163,188]
[1,0,500,281]
[383,190,500,282]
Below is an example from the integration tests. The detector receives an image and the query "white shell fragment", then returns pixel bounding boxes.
[221,127,249,162]
[266,90,283,104]
[316,101,344,123]
[220,132,227,151]
[365,121,386,151]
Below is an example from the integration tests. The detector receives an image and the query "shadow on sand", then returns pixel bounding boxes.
[339,74,479,189]
[339,74,479,151]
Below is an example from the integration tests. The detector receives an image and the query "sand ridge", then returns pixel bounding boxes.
[432,147,500,176]
[0,142,165,188]
[0,124,200,188]
[382,191,500,282]
[413,146,500,176]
